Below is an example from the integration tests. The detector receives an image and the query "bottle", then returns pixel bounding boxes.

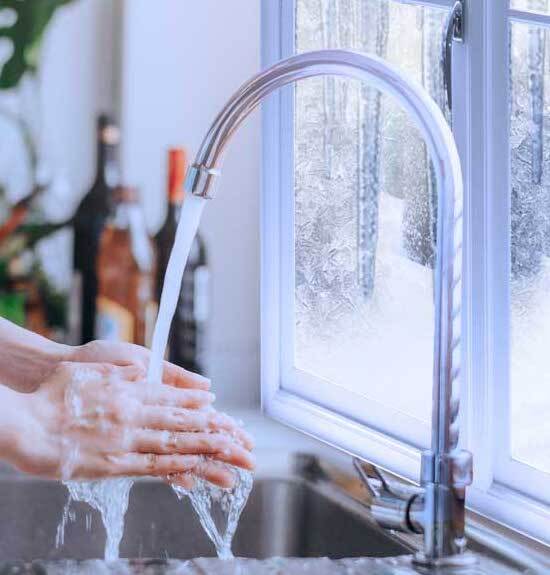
[95,185,157,346]
[71,114,120,344]
[155,148,209,374]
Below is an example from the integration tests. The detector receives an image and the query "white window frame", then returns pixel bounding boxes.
[261,0,550,545]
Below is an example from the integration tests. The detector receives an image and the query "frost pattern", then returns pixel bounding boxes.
[294,0,448,442]
[511,0,550,13]
[510,19,550,473]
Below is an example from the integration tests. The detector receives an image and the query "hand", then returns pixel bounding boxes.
[67,340,210,391]
[4,359,253,488]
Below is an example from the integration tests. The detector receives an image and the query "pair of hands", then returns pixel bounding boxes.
[2,339,254,489]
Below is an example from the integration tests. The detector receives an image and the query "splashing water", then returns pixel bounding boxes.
[57,367,134,561]
[147,194,253,559]
[62,479,134,561]
[173,465,254,560]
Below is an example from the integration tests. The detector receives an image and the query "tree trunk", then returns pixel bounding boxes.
[357,0,389,298]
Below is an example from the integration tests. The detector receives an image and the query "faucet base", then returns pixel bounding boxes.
[412,550,478,569]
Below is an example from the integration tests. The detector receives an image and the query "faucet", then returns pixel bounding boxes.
[185,49,474,568]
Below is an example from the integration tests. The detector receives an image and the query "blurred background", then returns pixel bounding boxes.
[0,0,261,409]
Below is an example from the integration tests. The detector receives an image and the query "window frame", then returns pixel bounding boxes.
[260,0,550,544]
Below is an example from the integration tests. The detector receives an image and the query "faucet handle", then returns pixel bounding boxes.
[353,458,381,499]
[353,457,423,501]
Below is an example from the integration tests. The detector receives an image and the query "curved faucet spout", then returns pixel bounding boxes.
[186,49,471,566]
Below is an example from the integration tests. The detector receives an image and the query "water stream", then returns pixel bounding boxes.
[63,479,133,561]
[58,194,253,560]
[147,194,253,560]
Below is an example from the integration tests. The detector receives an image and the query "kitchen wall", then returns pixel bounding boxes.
[40,0,120,211]
[120,0,262,408]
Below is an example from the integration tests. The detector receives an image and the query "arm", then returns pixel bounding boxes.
[0,317,69,392]
[0,317,208,393]
[0,320,254,487]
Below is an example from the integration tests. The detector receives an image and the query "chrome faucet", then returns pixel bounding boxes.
[185,49,473,568]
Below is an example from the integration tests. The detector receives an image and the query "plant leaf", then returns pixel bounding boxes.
[0,0,75,89]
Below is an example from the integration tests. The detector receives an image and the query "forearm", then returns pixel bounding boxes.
[0,318,69,392]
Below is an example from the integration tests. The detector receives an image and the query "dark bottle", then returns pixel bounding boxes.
[156,148,209,374]
[71,114,120,344]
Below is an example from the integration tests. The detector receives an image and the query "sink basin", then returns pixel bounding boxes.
[0,474,409,561]
[0,454,541,574]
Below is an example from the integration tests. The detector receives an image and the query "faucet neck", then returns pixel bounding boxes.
[188,49,467,565]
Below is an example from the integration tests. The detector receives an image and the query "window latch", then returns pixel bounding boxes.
[444,0,465,112]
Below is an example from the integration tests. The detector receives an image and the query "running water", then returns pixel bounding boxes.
[63,479,133,561]
[172,465,254,560]
[148,194,207,385]
[147,193,253,560]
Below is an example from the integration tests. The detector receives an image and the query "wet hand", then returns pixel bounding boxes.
[69,340,211,391]
[9,360,254,488]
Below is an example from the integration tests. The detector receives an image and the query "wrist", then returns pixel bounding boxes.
[0,319,70,392]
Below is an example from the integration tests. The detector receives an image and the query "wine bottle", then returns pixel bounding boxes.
[95,185,156,346]
[71,114,120,344]
[155,148,209,374]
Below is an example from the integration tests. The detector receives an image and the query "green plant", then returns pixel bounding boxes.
[0,0,75,332]
[0,0,75,89]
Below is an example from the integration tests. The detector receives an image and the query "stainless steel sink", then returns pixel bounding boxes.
[0,473,409,561]
[0,454,542,574]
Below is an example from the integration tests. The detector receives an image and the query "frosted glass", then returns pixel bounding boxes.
[293,0,448,438]
[510,0,550,14]
[509,22,550,473]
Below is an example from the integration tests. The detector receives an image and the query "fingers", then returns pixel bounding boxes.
[62,361,213,410]
[130,430,255,471]
[73,341,148,370]
[168,473,195,491]
[136,408,254,450]
[169,461,236,489]
[161,362,210,391]
[103,453,202,477]
[74,340,210,390]
[139,384,215,409]
[115,364,147,382]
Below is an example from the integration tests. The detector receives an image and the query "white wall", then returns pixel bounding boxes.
[40,0,119,219]
[120,0,262,407]
[31,0,119,289]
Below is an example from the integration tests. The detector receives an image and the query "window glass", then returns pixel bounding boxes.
[510,0,550,15]
[509,20,550,473]
[294,0,449,441]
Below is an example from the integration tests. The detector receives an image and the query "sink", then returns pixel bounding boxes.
[0,454,540,574]
[0,475,409,561]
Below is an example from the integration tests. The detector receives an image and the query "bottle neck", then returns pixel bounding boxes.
[166,199,182,223]
[95,141,119,188]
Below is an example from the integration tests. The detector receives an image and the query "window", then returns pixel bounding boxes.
[261,0,550,544]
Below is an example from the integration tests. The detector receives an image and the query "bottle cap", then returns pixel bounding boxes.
[168,148,188,203]
[98,113,120,145]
